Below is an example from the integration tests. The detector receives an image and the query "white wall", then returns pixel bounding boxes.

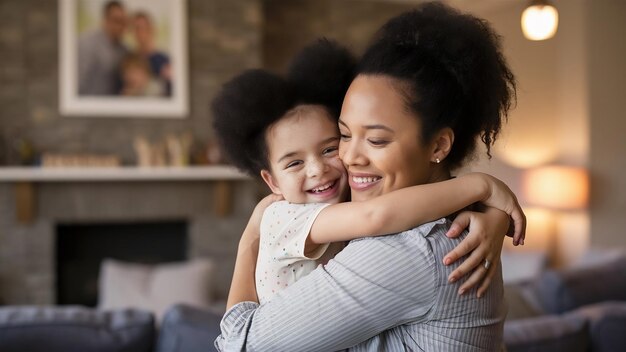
[588,0,626,248]
[451,0,594,265]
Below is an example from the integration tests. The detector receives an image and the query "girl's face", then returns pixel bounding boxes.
[261,106,349,205]
[338,75,441,202]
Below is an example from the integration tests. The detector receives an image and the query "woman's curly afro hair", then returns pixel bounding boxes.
[212,39,356,177]
[358,2,516,169]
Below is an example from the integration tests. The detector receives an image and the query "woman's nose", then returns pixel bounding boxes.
[340,140,365,166]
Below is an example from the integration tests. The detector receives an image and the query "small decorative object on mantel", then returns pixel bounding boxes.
[190,139,224,166]
[41,153,121,167]
[205,140,224,165]
[133,137,151,167]
[134,136,166,167]
[133,133,193,167]
[165,132,192,167]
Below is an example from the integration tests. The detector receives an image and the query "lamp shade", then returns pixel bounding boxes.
[523,166,589,210]
[521,0,559,41]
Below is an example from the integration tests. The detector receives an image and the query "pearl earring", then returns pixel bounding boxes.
[435,158,441,164]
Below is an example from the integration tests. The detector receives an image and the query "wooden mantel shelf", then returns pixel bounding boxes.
[0,166,250,222]
[0,165,249,182]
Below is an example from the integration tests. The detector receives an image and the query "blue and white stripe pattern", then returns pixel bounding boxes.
[216,218,506,351]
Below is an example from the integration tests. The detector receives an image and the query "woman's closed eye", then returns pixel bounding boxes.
[368,139,389,146]
[340,133,351,141]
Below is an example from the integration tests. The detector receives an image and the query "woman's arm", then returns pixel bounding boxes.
[308,172,523,244]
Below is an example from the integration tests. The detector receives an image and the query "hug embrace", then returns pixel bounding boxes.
[212,2,525,351]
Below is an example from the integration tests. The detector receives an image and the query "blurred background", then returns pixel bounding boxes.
[0,0,624,313]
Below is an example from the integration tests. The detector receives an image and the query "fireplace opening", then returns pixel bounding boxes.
[55,220,187,307]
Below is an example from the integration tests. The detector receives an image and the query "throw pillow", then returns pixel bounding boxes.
[98,258,214,324]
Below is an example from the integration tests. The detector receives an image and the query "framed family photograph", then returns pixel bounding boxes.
[59,0,188,118]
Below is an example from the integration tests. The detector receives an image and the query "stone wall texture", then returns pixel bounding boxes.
[263,0,412,73]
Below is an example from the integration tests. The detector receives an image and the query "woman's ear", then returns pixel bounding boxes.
[431,128,454,163]
[260,169,283,196]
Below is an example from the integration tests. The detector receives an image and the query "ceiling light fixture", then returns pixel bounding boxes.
[521,0,559,41]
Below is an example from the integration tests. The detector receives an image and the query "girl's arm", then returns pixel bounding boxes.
[308,172,523,244]
[226,194,283,310]
[226,226,259,310]
[443,207,512,298]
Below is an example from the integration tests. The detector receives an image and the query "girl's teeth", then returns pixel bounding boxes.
[312,182,332,192]
[353,176,380,184]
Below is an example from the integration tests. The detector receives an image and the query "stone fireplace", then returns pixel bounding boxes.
[0,177,257,306]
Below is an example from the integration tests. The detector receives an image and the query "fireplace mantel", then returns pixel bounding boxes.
[0,166,251,222]
[0,165,248,182]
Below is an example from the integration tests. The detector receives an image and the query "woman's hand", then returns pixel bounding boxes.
[477,173,526,246]
[443,207,510,298]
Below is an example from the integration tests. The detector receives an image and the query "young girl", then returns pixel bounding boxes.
[212,39,524,305]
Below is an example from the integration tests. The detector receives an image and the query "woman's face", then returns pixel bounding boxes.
[338,75,439,202]
[133,16,152,47]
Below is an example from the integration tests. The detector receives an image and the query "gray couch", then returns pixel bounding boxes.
[503,253,626,352]
[0,306,157,352]
[1,254,624,352]
[0,304,222,352]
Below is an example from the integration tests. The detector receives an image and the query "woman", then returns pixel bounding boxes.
[217,3,518,350]
[131,11,172,96]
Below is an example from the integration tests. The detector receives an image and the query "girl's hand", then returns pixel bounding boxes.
[477,173,526,246]
[443,207,510,297]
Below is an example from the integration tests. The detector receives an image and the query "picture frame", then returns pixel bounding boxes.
[59,0,188,118]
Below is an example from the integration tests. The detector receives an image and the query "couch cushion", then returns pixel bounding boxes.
[155,304,222,352]
[572,301,626,352]
[504,313,589,352]
[571,247,626,269]
[533,255,626,314]
[0,306,154,352]
[504,283,544,320]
